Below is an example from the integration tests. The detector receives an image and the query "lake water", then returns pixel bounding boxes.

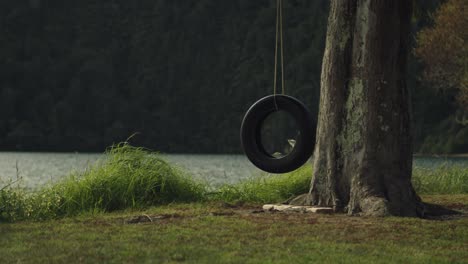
[0,152,467,190]
[0,152,264,189]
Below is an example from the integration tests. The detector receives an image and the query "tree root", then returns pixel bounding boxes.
[286,193,462,218]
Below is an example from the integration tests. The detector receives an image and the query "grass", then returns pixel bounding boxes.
[1,144,206,222]
[413,165,468,194]
[214,165,468,204]
[52,144,206,213]
[1,143,467,222]
[212,166,312,204]
[1,144,467,263]
[1,195,467,263]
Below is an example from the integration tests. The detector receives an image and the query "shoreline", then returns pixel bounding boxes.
[413,153,468,158]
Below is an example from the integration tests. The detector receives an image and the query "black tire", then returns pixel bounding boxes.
[240,95,316,173]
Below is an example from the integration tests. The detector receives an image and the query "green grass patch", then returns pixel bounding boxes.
[53,144,206,213]
[1,195,467,263]
[1,146,467,262]
[413,165,468,195]
[212,164,468,204]
[212,166,312,204]
[1,144,206,221]
[1,144,467,222]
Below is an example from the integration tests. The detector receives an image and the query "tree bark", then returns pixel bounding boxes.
[290,0,424,216]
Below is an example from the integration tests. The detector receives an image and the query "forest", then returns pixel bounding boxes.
[0,0,466,153]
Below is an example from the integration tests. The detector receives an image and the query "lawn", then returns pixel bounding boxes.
[1,145,467,263]
[1,195,467,263]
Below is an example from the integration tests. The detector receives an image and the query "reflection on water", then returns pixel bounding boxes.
[0,152,466,190]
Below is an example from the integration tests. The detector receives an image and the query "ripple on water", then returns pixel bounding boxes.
[0,152,466,190]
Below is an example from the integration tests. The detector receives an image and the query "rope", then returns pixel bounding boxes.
[273,0,285,98]
[280,0,285,95]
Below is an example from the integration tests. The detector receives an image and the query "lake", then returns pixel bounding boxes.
[0,152,467,190]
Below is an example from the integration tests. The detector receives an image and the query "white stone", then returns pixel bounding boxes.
[262,204,333,214]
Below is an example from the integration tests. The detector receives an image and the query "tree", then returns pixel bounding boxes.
[415,0,468,110]
[290,0,424,216]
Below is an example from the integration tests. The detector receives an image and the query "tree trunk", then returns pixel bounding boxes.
[290,0,424,216]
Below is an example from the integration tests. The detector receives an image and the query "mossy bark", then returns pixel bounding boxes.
[290,0,424,216]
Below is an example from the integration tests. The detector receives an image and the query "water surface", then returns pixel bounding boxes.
[0,152,466,190]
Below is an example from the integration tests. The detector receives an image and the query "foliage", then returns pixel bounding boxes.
[0,187,29,222]
[0,1,327,153]
[415,0,468,109]
[418,117,468,153]
[0,1,465,153]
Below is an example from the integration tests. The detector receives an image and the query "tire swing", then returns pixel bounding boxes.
[240,0,316,174]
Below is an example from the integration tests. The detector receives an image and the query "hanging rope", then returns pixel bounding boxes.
[273,0,285,97]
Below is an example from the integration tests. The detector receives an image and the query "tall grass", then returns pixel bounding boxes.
[1,144,206,221]
[213,165,468,204]
[0,144,467,222]
[413,165,468,195]
[212,166,311,204]
[53,144,206,214]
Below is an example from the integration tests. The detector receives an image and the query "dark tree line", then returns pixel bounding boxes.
[0,0,466,153]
